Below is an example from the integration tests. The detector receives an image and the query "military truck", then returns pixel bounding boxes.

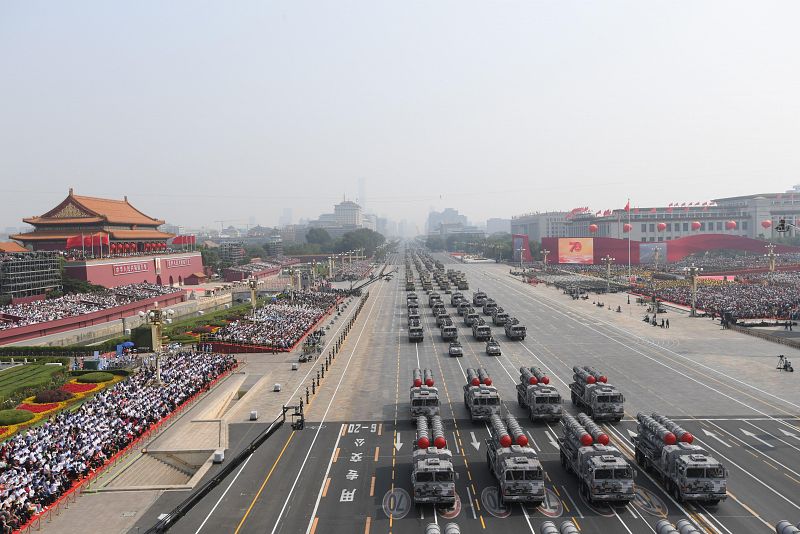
[486,414,545,505]
[464,309,480,326]
[410,368,440,417]
[435,312,451,327]
[447,339,463,356]
[441,325,458,342]
[457,279,469,290]
[407,292,419,304]
[570,366,625,421]
[432,303,446,316]
[492,309,509,326]
[485,337,501,355]
[482,298,498,316]
[457,301,471,316]
[412,416,456,505]
[633,413,727,504]
[472,319,491,341]
[516,367,563,422]
[559,414,635,503]
[450,292,464,306]
[428,292,441,307]
[504,318,526,340]
[463,368,501,420]
[473,290,488,306]
[407,300,419,312]
[409,325,424,342]
[406,281,415,291]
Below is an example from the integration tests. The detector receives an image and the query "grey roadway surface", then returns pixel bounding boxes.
[133,253,800,534]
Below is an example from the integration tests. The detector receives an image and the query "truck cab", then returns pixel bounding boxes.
[410,386,440,417]
[486,441,544,505]
[428,292,441,307]
[516,384,562,422]
[570,383,625,422]
[408,310,420,323]
[411,448,456,505]
[492,311,509,326]
[442,326,458,342]
[663,445,728,503]
[435,312,450,327]
[485,338,501,355]
[447,339,463,356]
[432,303,446,316]
[562,444,636,503]
[482,299,497,316]
[472,321,491,341]
[465,310,480,326]
[406,281,415,291]
[408,325,424,342]
[450,292,464,306]
[458,280,469,290]
[504,319,526,340]
[407,301,419,312]
[473,291,487,306]
[457,302,471,316]
[463,385,501,420]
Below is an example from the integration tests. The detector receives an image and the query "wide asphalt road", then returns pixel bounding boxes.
[137,252,800,534]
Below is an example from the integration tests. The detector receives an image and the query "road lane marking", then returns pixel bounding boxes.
[233,431,296,534]
[322,477,331,498]
[364,516,371,534]
[194,449,255,534]
[309,517,318,534]
[374,446,380,462]
[370,476,376,497]
[333,447,340,463]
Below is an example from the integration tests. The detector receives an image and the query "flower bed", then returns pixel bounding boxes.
[61,381,100,394]
[17,402,62,414]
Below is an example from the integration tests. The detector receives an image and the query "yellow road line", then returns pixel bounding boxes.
[234,431,295,534]
[572,517,581,530]
[378,424,382,436]
[309,517,319,534]
[322,477,331,498]
[480,516,486,529]
[370,475,376,496]
[374,446,380,462]
[333,447,340,463]
[364,516,371,534]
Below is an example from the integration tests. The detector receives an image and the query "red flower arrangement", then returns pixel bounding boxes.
[61,382,99,394]
[16,403,60,414]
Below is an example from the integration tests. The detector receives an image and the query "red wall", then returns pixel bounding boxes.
[64,253,203,288]
[0,291,186,346]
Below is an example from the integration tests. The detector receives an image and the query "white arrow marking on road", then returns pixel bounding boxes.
[701,428,731,448]
[545,430,559,449]
[741,428,774,448]
[395,433,403,451]
[780,428,800,440]
[470,432,481,451]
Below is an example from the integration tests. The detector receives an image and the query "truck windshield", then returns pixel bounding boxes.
[425,399,438,406]
[685,468,705,478]
[615,467,633,479]
[549,397,560,404]
[416,472,433,482]
[706,466,725,478]
[594,469,613,480]
[435,472,454,482]
[412,399,423,407]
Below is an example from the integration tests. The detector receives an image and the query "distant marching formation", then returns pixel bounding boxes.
[403,250,730,508]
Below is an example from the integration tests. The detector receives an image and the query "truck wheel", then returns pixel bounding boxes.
[571,392,577,405]
[634,449,643,465]
[671,483,683,503]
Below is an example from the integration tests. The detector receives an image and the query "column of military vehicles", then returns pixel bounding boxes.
[403,249,729,508]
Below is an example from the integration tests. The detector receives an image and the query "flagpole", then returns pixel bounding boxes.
[627,199,632,282]
[81,233,85,257]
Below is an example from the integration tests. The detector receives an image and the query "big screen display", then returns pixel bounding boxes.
[558,237,594,264]
[639,242,667,264]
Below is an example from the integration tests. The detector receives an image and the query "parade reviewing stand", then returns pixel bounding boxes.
[0,351,237,533]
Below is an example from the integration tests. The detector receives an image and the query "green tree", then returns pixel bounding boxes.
[306,228,332,246]
[334,228,386,256]
[426,236,445,251]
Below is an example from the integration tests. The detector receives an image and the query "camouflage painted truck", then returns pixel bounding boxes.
[633,412,728,504]
[569,366,625,422]
[559,414,635,504]
[410,368,440,418]
[486,414,545,506]
[504,318,526,340]
[412,415,456,505]
[463,368,501,421]
[516,367,563,422]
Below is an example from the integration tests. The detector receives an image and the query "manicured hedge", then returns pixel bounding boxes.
[0,356,69,367]
[75,372,114,384]
[71,369,130,378]
[0,409,35,425]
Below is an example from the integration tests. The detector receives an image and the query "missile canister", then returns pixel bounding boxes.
[530,367,550,385]
[637,413,677,446]
[521,367,539,385]
[561,413,593,447]
[417,415,430,449]
[573,366,597,384]
[655,519,679,534]
[540,522,559,534]
[674,519,702,534]
[577,413,610,446]
[413,368,422,387]
[506,416,529,447]
[431,415,447,449]
[559,521,579,534]
[490,414,513,447]
[583,366,608,383]
[478,368,492,386]
[424,368,435,387]
[652,413,694,444]
[443,524,461,534]
[467,368,480,386]
[775,521,800,534]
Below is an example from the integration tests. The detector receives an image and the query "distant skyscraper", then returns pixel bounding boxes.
[279,207,293,227]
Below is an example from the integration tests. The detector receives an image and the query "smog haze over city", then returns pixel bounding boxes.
[2,1,800,232]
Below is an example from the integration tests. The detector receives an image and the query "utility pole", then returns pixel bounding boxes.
[601,254,616,293]
[765,242,778,272]
[541,248,550,271]
[249,277,258,318]
[683,263,703,317]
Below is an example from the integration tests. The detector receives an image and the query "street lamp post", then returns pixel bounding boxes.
[541,248,551,271]
[601,254,616,293]
[683,263,703,317]
[138,305,175,385]
[248,277,258,318]
[765,243,778,272]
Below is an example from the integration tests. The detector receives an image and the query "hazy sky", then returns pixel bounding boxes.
[2,1,799,232]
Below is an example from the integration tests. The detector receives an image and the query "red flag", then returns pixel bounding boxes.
[66,235,82,249]
[624,200,630,212]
